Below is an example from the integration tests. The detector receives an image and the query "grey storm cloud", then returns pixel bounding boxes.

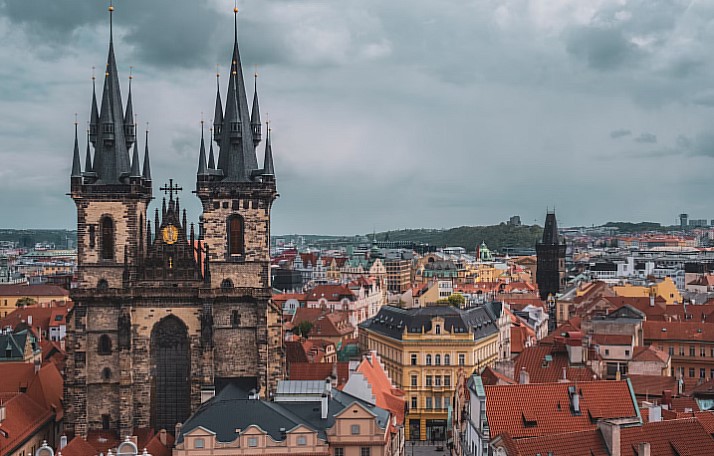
[634,133,657,144]
[610,129,631,139]
[2,0,714,233]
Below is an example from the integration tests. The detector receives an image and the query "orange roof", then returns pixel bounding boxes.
[291,308,354,337]
[272,293,307,303]
[620,418,714,455]
[355,352,406,425]
[0,305,70,336]
[626,374,677,397]
[485,381,637,440]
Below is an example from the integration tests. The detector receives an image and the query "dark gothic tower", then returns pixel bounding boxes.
[66,5,283,441]
[195,5,282,396]
[67,4,153,439]
[536,211,566,331]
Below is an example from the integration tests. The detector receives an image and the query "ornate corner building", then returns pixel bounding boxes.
[65,7,283,439]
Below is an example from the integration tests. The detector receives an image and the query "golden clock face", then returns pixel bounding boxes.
[161,225,179,245]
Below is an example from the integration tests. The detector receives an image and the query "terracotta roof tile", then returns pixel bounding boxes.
[620,418,714,456]
[511,429,608,456]
[513,345,597,384]
[355,352,406,425]
[626,374,677,398]
[644,320,714,342]
[288,362,350,387]
[484,381,637,440]
[631,345,669,364]
[60,437,100,456]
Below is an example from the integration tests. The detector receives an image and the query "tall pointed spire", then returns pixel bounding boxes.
[262,122,274,177]
[197,121,208,175]
[124,69,136,150]
[89,70,99,145]
[208,128,216,169]
[251,71,261,147]
[142,128,151,180]
[215,5,259,182]
[71,120,82,178]
[130,133,141,178]
[92,2,131,184]
[84,127,93,173]
[213,71,223,142]
[542,211,560,245]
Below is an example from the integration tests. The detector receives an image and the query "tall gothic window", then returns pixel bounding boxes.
[98,334,112,355]
[228,216,244,256]
[101,217,115,260]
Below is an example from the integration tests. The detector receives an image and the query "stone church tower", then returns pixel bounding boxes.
[66,6,283,439]
[535,211,566,331]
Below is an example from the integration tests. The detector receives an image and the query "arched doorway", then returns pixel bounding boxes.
[150,315,190,432]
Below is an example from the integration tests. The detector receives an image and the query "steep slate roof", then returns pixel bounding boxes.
[177,383,389,444]
[0,330,32,360]
[484,380,638,440]
[359,305,498,341]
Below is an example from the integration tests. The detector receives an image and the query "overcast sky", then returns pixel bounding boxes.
[1,0,713,234]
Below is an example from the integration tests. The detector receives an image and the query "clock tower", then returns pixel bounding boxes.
[65,5,283,440]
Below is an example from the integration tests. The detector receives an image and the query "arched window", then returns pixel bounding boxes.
[221,279,234,290]
[98,334,112,355]
[227,216,244,256]
[435,354,441,366]
[101,217,114,260]
[444,354,451,365]
[426,354,432,365]
[102,367,112,380]
[435,324,441,335]
[97,279,109,290]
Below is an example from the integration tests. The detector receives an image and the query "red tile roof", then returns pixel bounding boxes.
[626,374,677,398]
[592,334,633,346]
[289,362,350,387]
[513,345,597,384]
[306,285,355,302]
[619,418,714,456]
[631,345,669,364]
[510,429,608,456]
[643,320,714,342]
[484,381,637,440]
[0,305,70,338]
[0,284,69,297]
[480,367,516,386]
[60,436,100,456]
[290,308,354,338]
[0,392,54,455]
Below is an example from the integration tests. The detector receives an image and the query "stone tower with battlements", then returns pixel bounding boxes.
[65,5,283,440]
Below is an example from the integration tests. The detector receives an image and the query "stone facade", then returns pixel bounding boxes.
[65,7,283,440]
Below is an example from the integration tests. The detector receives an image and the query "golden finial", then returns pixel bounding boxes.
[74,113,78,126]
[146,121,150,133]
[234,0,239,14]
[254,64,258,79]
[109,2,114,12]
[91,66,96,81]
[129,66,134,80]
[201,112,204,125]
[216,64,220,79]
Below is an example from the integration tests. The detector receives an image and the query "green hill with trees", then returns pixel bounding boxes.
[375,224,543,252]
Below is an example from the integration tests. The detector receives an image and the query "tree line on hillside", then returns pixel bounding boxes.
[374,224,544,252]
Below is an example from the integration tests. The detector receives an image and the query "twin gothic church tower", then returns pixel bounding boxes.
[66,6,282,438]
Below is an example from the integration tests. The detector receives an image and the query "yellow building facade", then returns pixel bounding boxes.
[359,305,501,441]
[613,277,682,305]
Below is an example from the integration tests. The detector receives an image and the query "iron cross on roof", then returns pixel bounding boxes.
[160,179,183,200]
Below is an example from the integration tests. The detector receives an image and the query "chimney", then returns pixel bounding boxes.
[563,367,567,381]
[174,422,183,439]
[0,401,5,425]
[60,435,68,450]
[321,393,329,420]
[200,386,216,404]
[28,315,33,325]
[519,367,530,384]
[662,390,672,409]
[34,359,41,374]
[648,405,661,423]
[598,420,621,456]
[638,442,650,456]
